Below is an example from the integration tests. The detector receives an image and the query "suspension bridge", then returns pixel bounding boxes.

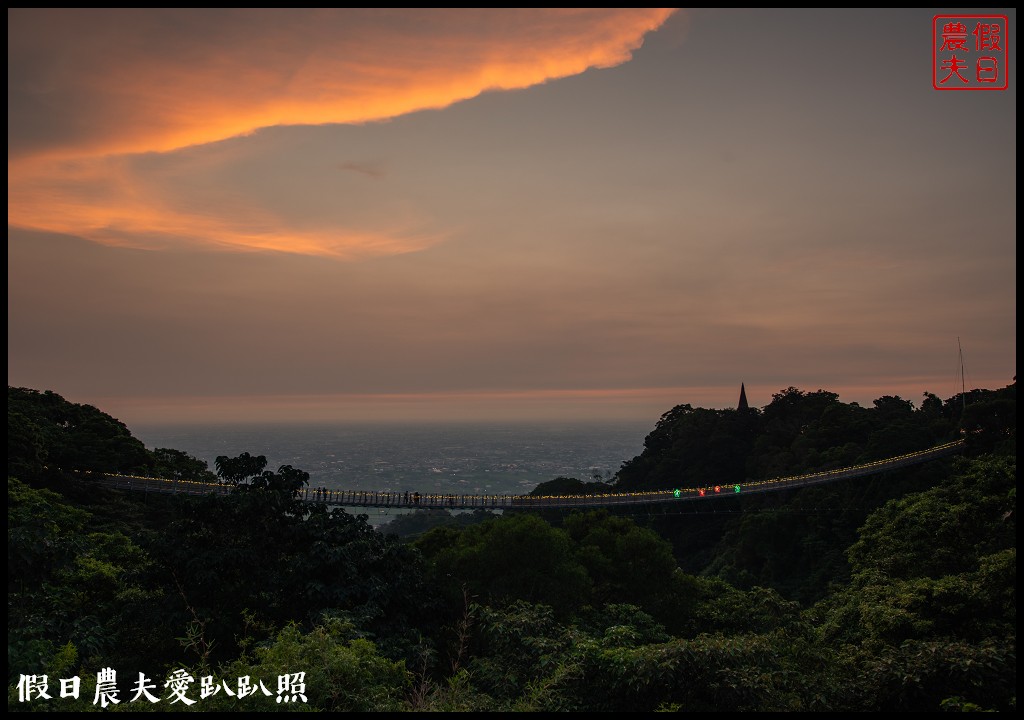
[88,439,966,511]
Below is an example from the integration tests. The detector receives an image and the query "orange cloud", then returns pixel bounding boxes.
[7,154,445,258]
[9,9,677,257]
[12,8,677,159]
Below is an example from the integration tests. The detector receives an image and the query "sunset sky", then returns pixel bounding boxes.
[8,8,1017,425]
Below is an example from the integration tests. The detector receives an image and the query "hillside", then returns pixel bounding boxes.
[8,383,1016,711]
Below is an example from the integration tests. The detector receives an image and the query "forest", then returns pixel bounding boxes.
[7,381,1016,712]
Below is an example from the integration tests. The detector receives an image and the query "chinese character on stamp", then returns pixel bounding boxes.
[933,15,1009,90]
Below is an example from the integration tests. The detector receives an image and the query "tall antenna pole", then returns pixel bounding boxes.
[958,337,966,418]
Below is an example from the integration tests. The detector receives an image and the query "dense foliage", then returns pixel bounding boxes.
[7,382,1016,711]
[610,382,1016,604]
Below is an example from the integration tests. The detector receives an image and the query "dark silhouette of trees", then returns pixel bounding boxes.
[151,447,218,483]
[615,403,759,491]
[214,451,267,485]
[7,386,152,477]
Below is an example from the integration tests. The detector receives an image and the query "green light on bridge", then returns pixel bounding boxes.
[673,488,681,498]
[734,484,742,493]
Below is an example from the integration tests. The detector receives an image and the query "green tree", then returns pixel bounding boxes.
[415,513,592,620]
[845,455,1014,581]
[8,478,167,682]
[7,410,47,479]
[204,619,413,712]
[562,510,683,629]
[151,447,217,483]
[214,451,268,485]
[7,386,152,476]
[808,455,1016,711]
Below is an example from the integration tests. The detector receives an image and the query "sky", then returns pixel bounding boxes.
[7,8,1017,426]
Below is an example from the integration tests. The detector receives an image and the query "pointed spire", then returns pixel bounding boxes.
[738,383,749,411]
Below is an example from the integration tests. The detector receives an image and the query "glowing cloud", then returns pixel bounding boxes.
[8,8,678,257]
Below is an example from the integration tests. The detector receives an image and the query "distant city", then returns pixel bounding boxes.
[131,420,653,498]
